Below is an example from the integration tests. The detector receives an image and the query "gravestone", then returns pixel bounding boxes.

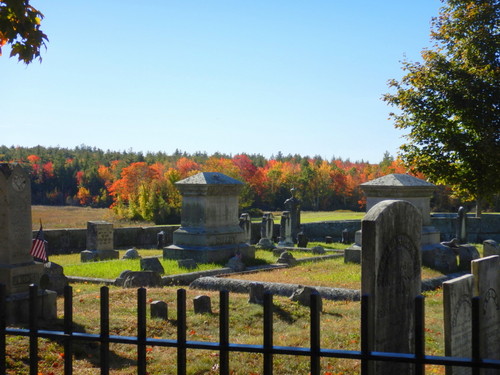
[456,207,467,244]
[248,282,264,304]
[122,248,141,260]
[177,259,197,270]
[258,212,275,249]
[278,211,294,247]
[156,231,165,249]
[471,255,500,375]
[140,257,164,274]
[150,300,168,320]
[277,251,297,266]
[284,188,301,243]
[193,295,212,314]
[483,240,499,257]
[290,286,322,310]
[296,230,308,248]
[164,172,254,263]
[361,200,422,375]
[443,274,473,375]
[239,213,252,244]
[0,164,56,323]
[86,221,118,260]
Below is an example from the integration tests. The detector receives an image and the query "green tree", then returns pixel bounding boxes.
[0,0,47,63]
[383,0,499,215]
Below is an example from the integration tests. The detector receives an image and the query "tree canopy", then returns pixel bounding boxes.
[384,0,499,212]
[0,0,47,63]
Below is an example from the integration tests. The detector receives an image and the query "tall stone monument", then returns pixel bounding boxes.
[0,164,56,323]
[163,172,254,263]
[284,188,300,243]
[0,164,44,294]
[257,212,275,249]
[361,199,422,375]
[277,211,294,247]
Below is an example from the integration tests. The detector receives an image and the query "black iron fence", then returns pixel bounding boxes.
[1,284,500,375]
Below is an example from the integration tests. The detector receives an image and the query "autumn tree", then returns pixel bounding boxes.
[0,0,47,63]
[384,0,500,215]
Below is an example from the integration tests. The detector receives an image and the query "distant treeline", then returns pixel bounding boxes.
[0,145,466,224]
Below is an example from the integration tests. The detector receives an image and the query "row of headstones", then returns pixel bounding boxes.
[363,200,500,375]
[444,254,500,375]
[150,284,322,319]
[239,212,310,248]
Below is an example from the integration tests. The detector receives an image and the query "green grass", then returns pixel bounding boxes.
[51,248,335,279]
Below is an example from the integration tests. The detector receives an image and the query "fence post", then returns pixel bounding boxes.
[29,284,38,375]
[100,286,110,375]
[177,289,187,375]
[263,292,273,375]
[310,291,321,375]
[137,287,147,375]
[414,295,425,375]
[219,290,230,375]
[0,284,6,375]
[361,294,370,375]
[64,285,73,375]
[472,296,481,375]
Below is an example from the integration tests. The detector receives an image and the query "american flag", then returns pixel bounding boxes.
[30,224,48,262]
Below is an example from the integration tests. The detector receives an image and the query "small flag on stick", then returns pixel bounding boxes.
[30,222,48,262]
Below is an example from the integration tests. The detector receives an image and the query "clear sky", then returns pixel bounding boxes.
[1,0,443,163]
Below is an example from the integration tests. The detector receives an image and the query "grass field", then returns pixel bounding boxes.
[32,206,363,230]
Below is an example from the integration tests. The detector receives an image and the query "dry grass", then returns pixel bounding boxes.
[31,206,155,230]
[5,284,446,375]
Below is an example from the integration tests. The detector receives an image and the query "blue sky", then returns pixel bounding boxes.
[1,1,442,163]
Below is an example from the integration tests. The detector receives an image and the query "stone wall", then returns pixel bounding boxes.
[36,214,500,254]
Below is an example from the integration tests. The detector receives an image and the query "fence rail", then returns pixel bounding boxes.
[1,284,500,374]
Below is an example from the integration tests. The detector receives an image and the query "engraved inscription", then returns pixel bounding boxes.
[13,273,37,285]
[12,173,26,192]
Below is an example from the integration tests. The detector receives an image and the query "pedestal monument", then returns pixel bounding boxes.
[163,172,254,263]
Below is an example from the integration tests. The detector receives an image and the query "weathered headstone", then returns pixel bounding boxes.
[325,236,333,244]
[150,300,168,320]
[311,246,325,255]
[290,286,322,310]
[443,274,473,375]
[193,295,212,314]
[140,257,165,274]
[226,253,246,272]
[86,221,118,260]
[277,251,297,266]
[258,212,275,249]
[456,207,467,244]
[80,249,97,262]
[483,240,499,257]
[177,258,197,270]
[239,213,252,244]
[122,248,141,260]
[156,231,165,249]
[296,230,308,248]
[471,255,500,375]
[42,262,68,295]
[248,282,265,304]
[278,211,294,247]
[361,200,422,375]
[122,271,162,288]
[284,188,301,243]
[341,229,350,244]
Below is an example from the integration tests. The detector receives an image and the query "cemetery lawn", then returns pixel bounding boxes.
[50,248,346,279]
[5,285,446,375]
